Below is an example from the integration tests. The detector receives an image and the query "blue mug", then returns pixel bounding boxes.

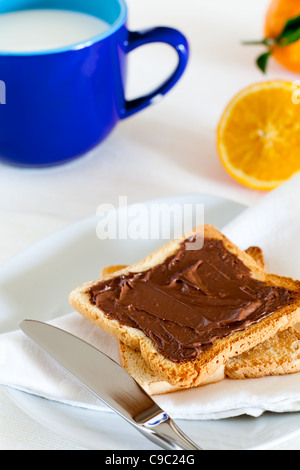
[0,0,189,167]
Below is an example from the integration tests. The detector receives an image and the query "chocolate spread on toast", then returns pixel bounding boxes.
[90,237,296,362]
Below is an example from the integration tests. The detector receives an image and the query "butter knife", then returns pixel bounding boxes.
[20,320,200,451]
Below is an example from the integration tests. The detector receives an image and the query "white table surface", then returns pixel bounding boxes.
[0,0,299,450]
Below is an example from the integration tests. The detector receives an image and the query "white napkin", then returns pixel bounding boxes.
[1,173,300,420]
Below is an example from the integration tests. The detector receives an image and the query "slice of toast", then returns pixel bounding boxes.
[104,249,300,395]
[69,225,300,389]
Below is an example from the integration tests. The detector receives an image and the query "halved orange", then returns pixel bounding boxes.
[217,81,300,191]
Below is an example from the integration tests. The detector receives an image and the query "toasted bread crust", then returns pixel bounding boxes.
[69,225,300,388]
[245,246,266,271]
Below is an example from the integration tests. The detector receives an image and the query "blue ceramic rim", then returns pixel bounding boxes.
[0,0,127,56]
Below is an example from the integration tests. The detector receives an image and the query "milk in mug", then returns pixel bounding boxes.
[0,9,111,52]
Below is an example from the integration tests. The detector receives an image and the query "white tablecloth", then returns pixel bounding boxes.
[1,0,299,449]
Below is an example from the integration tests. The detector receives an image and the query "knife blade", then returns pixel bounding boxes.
[20,319,200,451]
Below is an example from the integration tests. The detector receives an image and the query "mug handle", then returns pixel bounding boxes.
[121,27,189,119]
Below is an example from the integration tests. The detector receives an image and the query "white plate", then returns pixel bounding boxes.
[2,193,300,450]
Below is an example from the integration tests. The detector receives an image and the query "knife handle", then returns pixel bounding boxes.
[137,416,201,450]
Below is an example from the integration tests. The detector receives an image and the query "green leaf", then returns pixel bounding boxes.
[242,14,300,73]
[277,14,300,46]
[256,51,272,73]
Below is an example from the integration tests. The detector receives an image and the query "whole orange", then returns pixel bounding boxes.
[265,0,300,73]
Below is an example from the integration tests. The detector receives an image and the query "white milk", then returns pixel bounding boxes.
[0,9,111,52]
